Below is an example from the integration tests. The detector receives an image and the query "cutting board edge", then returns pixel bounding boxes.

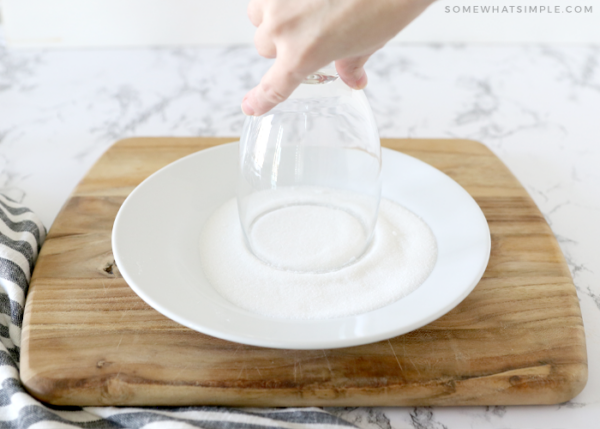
[20,360,588,407]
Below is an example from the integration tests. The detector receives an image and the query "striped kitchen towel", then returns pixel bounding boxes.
[0,194,356,429]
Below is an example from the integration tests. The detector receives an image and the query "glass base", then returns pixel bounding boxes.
[243,202,373,273]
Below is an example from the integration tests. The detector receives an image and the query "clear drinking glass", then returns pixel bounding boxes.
[238,67,382,273]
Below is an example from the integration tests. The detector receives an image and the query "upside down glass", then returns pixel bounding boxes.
[238,68,382,273]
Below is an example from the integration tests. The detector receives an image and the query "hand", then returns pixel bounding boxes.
[242,0,434,116]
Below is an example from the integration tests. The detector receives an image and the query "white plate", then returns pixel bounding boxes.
[112,142,490,350]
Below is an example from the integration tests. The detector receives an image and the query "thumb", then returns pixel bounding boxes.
[242,57,305,116]
[335,55,371,90]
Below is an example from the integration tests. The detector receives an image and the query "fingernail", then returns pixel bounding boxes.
[241,100,255,116]
[355,71,368,90]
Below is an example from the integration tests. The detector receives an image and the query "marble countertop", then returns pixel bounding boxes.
[1,34,598,428]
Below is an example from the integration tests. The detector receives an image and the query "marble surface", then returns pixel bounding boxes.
[1,29,599,428]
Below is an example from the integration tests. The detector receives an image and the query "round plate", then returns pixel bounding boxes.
[112,142,490,349]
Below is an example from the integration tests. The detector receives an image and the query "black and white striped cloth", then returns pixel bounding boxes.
[0,194,357,429]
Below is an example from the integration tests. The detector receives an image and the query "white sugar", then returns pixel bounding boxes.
[199,197,438,320]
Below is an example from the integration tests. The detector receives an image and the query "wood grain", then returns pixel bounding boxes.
[21,137,587,406]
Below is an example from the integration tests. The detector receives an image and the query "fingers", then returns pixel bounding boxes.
[242,56,305,116]
[250,0,275,58]
[247,0,266,27]
[335,55,371,90]
[254,26,277,59]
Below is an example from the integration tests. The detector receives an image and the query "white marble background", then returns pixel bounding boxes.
[1,30,599,428]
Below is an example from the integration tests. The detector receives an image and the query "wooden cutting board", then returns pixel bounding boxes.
[21,138,587,406]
